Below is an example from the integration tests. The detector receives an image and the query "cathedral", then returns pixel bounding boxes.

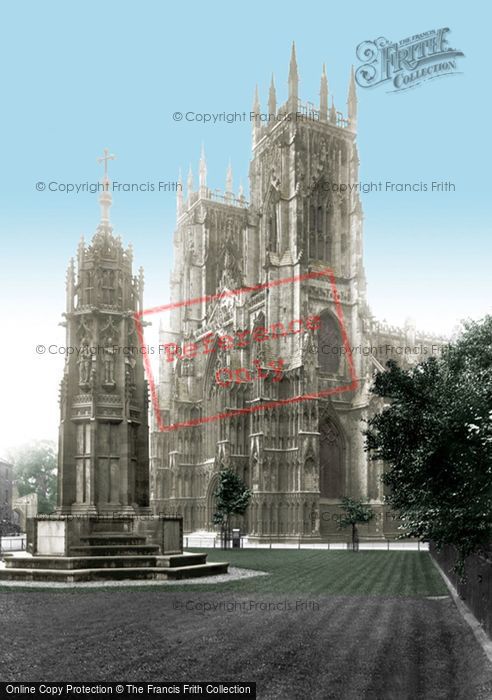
[150,45,442,541]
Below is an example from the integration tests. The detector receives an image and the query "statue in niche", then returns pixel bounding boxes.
[95,268,103,304]
[103,336,116,385]
[124,369,134,405]
[78,337,92,385]
[59,376,68,415]
[217,228,242,291]
[125,349,136,398]
[302,325,312,352]
[187,237,195,262]
[311,504,319,534]
[89,365,97,394]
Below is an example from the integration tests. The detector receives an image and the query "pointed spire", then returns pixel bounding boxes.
[187,164,194,200]
[253,83,260,113]
[225,160,233,198]
[347,65,357,128]
[177,168,183,216]
[66,258,75,311]
[199,143,207,196]
[77,235,85,263]
[268,74,276,117]
[66,256,75,285]
[320,63,328,120]
[289,41,298,80]
[330,97,337,124]
[138,265,144,312]
[238,181,244,202]
[288,41,299,110]
[252,84,261,146]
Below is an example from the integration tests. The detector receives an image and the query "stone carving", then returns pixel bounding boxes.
[103,336,116,385]
[217,229,243,291]
[77,338,92,386]
[125,348,136,388]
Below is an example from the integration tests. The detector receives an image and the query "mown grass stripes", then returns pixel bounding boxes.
[179,549,447,596]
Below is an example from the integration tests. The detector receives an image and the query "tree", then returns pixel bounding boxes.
[8,440,57,514]
[338,497,374,551]
[213,468,251,549]
[366,316,492,573]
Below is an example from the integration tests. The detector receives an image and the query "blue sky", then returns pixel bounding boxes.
[0,1,490,454]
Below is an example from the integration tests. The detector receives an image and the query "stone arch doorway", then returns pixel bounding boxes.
[206,473,219,531]
[319,416,345,499]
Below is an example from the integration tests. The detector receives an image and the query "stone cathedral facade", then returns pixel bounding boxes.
[150,47,440,540]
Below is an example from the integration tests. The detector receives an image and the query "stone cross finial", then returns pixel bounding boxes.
[97,148,116,178]
[97,149,116,225]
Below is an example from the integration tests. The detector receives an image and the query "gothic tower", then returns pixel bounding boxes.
[57,150,150,515]
[151,48,396,541]
[245,47,369,538]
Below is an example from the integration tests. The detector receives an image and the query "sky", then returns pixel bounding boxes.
[0,1,490,456]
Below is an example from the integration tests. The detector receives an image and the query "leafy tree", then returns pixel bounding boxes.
[8,440,57,514]
[338,497,374,551]
[366,317,492,573]
[213,468,251,549]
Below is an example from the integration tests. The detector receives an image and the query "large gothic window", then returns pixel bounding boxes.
[318,311,342,374]
[319,418,344,498]
[305,182,331,261]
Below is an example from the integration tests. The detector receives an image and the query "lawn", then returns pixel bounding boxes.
[0,550,446,596]
[180,549,447,596]
[2,550,492,697]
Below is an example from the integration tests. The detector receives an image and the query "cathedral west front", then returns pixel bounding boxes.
[150,46,442,541]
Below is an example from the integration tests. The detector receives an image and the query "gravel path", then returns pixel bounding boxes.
[0,566,269,588]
